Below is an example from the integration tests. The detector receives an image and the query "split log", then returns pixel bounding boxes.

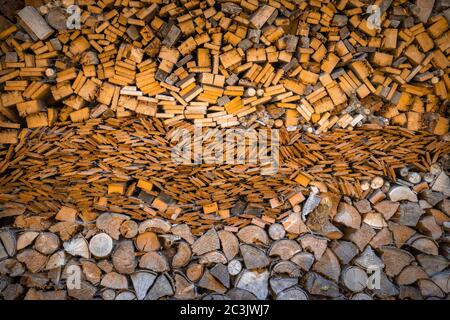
[210,263,230,289]
[16,232,39,251]
[192,228,220,256]
[198,269,226,294]
[0,230,16,257]
[408,236,439,255]
[101,272,128,290]
[290,252,315,272]
[135,232,161,252]
[396,266,429,285]
[235,270,269,300]
[172,241,192,269]
[416,254,449,276]
[334,203,361,229]
[186,263,204,282]
[45,251,65,271]
[199,251,227,265]
[299,234,328,260]
[240,244,270,270]
[174,273,196,299]
[218,230,239,261]
[81,260,102,285]
[355,246,384,271]
[270,277,298,295]
[64,236,90,259]
[374,200,400,220]
[131,271,157,300]
[312,248,341,282]
[268,240,301,260]
[140,252,170,273]
[329,240,358,265]
[345,223,376,251]
[305,272,340,298]
[237,225,269,246]
[112,241,136,274]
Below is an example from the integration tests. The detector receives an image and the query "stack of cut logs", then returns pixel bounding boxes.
[0,0,449,301]
[0,117,449,300]
[0,160,449,300]
[0,0,450,144]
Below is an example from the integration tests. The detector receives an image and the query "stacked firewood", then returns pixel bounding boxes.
[0,166,449,300]
[0,118,449,232]
[0,0,449,146]
[0,0,449,301]
[0,116,449,299]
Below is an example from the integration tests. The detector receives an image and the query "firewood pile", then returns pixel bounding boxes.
[0,0,449,137]
[0,0,449,301]
[0,118,449,300]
